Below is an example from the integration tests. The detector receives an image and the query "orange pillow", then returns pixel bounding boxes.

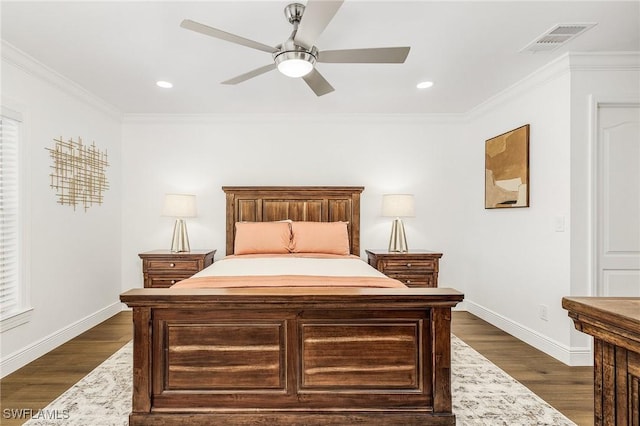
[291,221,350,255]
[234,222,292,254]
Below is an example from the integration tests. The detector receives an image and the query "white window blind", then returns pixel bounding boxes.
[0,108,27,329]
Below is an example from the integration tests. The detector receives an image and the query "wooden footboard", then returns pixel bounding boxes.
[120,287,463,425]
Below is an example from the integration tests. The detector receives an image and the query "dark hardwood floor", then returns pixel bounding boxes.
[0,310,593,425]
[0,313,131,426]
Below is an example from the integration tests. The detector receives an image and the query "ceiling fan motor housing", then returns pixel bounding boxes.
[277,2,318,64]
[284,3,305,24]
[274,4,318,77]
[273,44,318,66]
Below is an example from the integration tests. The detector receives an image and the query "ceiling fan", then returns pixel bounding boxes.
[180,1,410,97]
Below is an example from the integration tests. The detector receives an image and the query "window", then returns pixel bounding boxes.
[1,107,31,331]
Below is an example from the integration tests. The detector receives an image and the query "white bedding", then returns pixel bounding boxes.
[191,255,387,279]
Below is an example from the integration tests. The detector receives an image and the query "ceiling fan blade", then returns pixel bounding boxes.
[181,19,278,54]
[294,0,344,49]
[302,68,335,97]
[318,47,411,63]
[221,63,276,85]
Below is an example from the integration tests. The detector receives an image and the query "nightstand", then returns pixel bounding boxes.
[138,249,216,288]
[365,249,443,288]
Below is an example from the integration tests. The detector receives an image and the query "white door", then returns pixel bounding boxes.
[596,103,640,296]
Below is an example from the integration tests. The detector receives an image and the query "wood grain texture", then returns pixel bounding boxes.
[366,249,443,288]
[300,322,420,388]
[563,297,640,426]
[139,250,215,288]
[132,307,151,413]
[121,288,463,424]
[1,311,594,426]
[222,186,363,256]
[432,307,452,413]
[166,322,284,389]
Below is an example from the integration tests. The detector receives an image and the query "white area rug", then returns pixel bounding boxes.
[24,336,576,425]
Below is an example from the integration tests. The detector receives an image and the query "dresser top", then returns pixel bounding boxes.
[139,249,216,256]
[366,249,442,256]
[563,297,640,326]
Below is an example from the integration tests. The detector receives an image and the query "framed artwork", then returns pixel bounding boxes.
[485,124,530,209]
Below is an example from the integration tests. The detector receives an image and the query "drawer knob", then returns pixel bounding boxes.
[170,280,176,284]
[406,280,412,284]
[170,263,175,267]
[406,263,412,268]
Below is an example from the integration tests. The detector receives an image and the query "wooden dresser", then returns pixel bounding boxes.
[139,249,216,288]
[562,297,640,425]
[365,249,442,288]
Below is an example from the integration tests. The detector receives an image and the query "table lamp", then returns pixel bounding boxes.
[162,193,197,252]
[382,194,415,253]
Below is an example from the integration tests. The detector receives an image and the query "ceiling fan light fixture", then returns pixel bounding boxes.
[278,59,313,78]
[275,50,316,78]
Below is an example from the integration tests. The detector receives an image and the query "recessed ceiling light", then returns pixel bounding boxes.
[156,81,173,89]
[417,81,434,89]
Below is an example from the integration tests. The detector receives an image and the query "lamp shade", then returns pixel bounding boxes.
[162,194,197,218]
[382,194,415,217]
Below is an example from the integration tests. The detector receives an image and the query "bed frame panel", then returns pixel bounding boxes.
[120,186,463,425]
[223,186,362,255]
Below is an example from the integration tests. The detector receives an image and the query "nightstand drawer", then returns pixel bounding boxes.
[387,273,435,288]
[146,259,200,271]
[139,250,216,288]
[147,276,190,288]
[380,259,436,273]
[365,249,442,289]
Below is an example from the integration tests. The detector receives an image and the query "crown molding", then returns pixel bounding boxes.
[467,52,640,121]
[467,53,572,121]
[568,51,640,71]
[122,112,465,125]
[1,40,122,121]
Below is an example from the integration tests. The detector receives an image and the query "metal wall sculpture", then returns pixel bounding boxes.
[46,136,109,211]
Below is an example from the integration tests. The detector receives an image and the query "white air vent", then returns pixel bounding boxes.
[521,23,596,53]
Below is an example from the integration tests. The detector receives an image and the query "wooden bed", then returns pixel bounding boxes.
[120,186,464,425]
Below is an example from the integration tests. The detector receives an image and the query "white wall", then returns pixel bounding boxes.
[567,53,640,351]
[120,115,470,292]
[0,44,122,376]
[460,53,640,365]
[463,56,575,363]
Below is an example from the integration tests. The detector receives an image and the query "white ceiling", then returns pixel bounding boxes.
[1,1,638,114]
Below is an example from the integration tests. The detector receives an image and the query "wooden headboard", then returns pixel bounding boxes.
[222,186,364,256]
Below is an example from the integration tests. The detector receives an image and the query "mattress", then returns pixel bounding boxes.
[172,254,406,289]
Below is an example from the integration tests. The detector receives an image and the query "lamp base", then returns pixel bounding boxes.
[170,219,190,253]
[388,218,408,253]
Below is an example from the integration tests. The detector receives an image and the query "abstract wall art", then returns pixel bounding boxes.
[46,136,109,211]
[485,124,530,209]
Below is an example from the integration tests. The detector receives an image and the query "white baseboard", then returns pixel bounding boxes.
[0,302,124,378]
[463,300,592,366]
